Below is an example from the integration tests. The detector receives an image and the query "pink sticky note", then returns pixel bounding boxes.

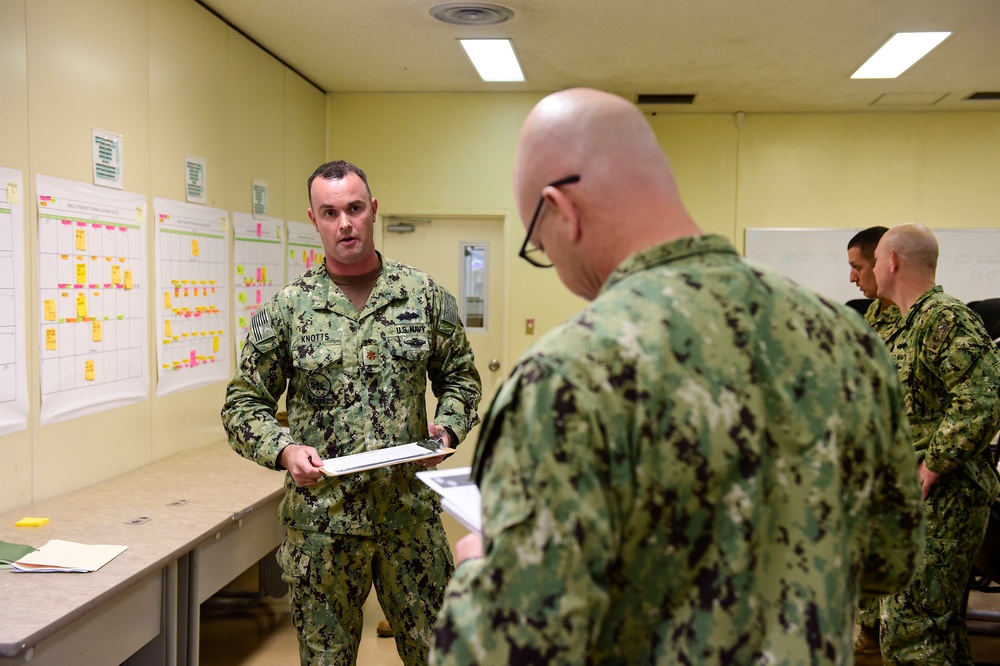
[256,267,262,283]
[256,289,262,304]
[190,350,197,367]
[256,223,262,237]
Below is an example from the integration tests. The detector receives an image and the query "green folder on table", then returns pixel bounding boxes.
[0,540,37,569]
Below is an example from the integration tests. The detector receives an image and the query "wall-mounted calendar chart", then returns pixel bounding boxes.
[233,212,284,359]
[286,220,324,281]
[0,167,28,435]
[36,175,148,425]
[153,198,229,397]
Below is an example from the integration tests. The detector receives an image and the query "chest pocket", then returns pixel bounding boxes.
[292,344,343,404]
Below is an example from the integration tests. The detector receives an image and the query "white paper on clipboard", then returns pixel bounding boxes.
[320,439,454,476]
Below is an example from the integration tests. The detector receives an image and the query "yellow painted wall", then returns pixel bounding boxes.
[0,0,325,514]
[327,94,1000,378]
[2,0,998,516]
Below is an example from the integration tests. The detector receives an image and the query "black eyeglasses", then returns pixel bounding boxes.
[518,174,581,268]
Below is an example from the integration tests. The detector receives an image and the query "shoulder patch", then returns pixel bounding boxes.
[441,291,459,328]
[249,308,276,346]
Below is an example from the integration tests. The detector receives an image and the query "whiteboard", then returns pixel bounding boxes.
[744,228,1000,305]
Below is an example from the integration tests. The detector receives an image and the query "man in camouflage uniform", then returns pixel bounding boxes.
[430,88,924,665]
[847,225,902,665]
[848,225,902,338]
[872,223,1000,665]
[222,160,482,665]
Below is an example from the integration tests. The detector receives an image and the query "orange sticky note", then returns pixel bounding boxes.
[43,299,57,322]
[44,328,57,351]
[76,292,87,318]
[85,359,96,381]
[124,270,133,290]
[92,320,102,342]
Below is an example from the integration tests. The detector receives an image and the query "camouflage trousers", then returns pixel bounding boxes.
[276,518,455,666]
[877,470,992,665]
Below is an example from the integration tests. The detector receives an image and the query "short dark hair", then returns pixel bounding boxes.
[847,226,889,259]
[307,160,372,204]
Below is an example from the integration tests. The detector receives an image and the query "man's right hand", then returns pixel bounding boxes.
[279,444,325,487]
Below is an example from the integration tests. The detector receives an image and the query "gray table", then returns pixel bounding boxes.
[0,442,284,666]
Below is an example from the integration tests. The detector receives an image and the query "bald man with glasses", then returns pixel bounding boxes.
[431,88,924,665]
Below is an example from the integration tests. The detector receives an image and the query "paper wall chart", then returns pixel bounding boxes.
[36,175,148,425]
[0,167,28,435]
[286,220,324,280]
[153,198,229,397]
[233,212,284,359]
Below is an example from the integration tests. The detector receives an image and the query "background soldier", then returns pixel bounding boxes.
[872,223,1000,665]
[848,225,901,338]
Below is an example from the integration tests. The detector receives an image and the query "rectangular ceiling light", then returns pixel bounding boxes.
[460,39,524,82]
[851,32,951,79]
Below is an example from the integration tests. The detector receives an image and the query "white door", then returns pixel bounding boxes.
[380,216,506,471]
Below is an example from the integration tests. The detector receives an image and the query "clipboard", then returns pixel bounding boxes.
[320,438,454,476]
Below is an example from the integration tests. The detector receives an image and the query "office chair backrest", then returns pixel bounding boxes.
[845,298,873,317]
[968,298,1000,344]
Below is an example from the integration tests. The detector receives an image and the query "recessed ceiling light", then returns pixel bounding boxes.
[460,39,524,82]
[851,32,951,79]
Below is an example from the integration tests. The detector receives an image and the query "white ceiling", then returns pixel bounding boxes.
[198,0,1000,113]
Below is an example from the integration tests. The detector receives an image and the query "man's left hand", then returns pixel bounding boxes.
[918,461,941,500]
[418,423,452,467]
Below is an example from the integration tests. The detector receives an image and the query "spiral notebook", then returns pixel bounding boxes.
[416,466,482,533]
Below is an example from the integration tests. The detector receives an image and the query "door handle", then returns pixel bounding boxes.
[488,359,500,371]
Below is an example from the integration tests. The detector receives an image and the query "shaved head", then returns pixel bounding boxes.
[881,223,938,273]
[513,88,700,299]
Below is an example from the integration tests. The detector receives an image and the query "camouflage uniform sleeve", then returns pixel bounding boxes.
[920,308,1000,475]
[432,359,611,664]
[220,298,295,469]
[860,342,926,595]
[427,282,482,443]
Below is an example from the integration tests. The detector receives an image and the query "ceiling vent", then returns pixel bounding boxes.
[636,94,696,105]
[430,3,514,25]
[965,92,1000,101]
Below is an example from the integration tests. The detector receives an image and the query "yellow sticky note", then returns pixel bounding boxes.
[124,270,133,290]
[262,266,267,282]
[76,292,87,318]
[43,299,57,322]
[15,517,49,527]
[75,228,86,251]
[76,263,87,284]
[112,264,122,285]
[192,239,199,257]
[213,336,219,352]
[92,320,102,342]
[164,291,171,309]
[6,181,19,205]
[85,359,95,381]
[165,320,172,337]
[236,265,244,275]
[238,292,246,304]
[44,328,57,351]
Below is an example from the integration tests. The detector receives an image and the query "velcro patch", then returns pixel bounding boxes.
[250,308,276,346]
[441,292,458,328]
